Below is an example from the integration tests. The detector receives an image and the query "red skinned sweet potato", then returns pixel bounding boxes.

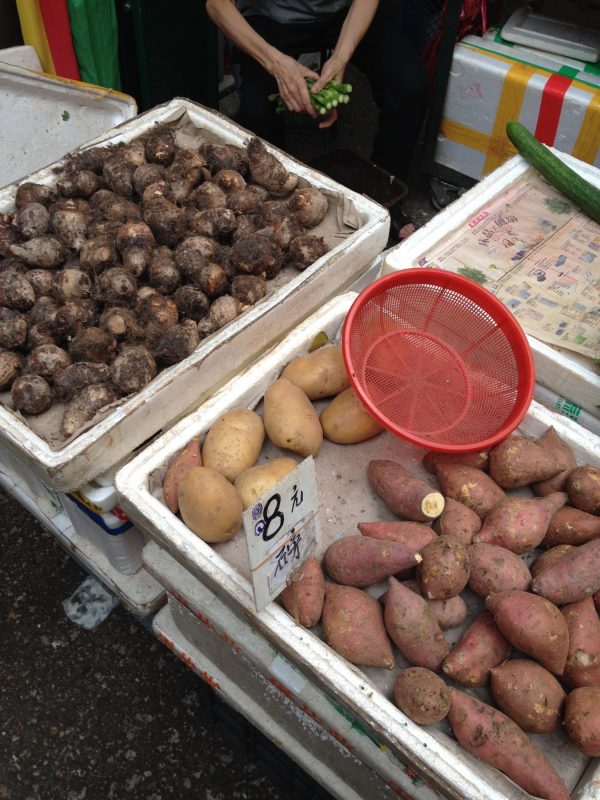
[473,492,567,554]
[393,667,451,724]
[490,659,565,733]
[565,687,600,756]
[562,597,600,688]
[531,537,600,605]
[543,505,600,547]
[532,426,577,496]
[448,690,569,800]
[530,544,573,579]
[566,465,600,515]
[162,437,202,513]
[323,535,420,587]
[422,450,489,473]
[489,434,561,489]
[399,580,468,630]
[431,497,481,546]
[357,520,436,552]
[442,611,511,686]
[367,460,444,522]
[322,583,394,669]
[486,590,568,675]
[432,462,505,519]
[416,535,470,600]
[384,577,449,670]
[468,543,532,597]
[280,555,325,628]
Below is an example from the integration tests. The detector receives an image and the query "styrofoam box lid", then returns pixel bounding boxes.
[0,62,137,188]
[501,8,600,62]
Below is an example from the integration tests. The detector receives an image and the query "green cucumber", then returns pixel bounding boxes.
[506,120,600,224]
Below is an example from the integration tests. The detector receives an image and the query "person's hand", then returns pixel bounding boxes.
[270,52,319,116]
[310,54,347,129]
[318,109,338,129]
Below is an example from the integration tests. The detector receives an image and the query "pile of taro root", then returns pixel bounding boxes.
[0,128,331,441]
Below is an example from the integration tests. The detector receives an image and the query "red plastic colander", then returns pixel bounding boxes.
[342,269,535,452]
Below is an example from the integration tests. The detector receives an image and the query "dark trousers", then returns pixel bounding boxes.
[235,2,428,180]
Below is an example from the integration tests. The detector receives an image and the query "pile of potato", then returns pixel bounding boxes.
[0,128,331,441]
[160,340,600,800]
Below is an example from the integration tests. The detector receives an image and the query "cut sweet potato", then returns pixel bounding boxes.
[367,460,444,522]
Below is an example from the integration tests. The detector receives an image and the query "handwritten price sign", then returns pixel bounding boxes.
[243,457,320,613]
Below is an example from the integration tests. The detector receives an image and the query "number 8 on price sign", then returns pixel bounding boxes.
[243,456,320,612]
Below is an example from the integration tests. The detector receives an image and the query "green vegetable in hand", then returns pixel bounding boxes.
[269,78,352,116]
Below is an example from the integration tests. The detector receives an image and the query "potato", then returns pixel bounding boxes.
[531,538,600,605]
[163,437,202,514]
[565,687,600,756]
[177,466,243,543]
[473,492,567,554]
[234,457,298,509]
[393,667,451,724]
[280,556,325,628]
[202,407,265,482]
[490,659,565,733]
[320,386,384,444]
[281,344,350,399]
[416,535,470,600]
[566,465,600,515]
[442,611,511,687]
[263,378,323,457]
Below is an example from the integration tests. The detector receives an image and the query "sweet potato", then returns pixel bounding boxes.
[566,465,600,515]
[367,460,444,522]
[531,538,600,605]
[280,555,325,628]
[416,535,470,600]
[486,590,568,675]
[162,437,202,513]
[490,659,565,733]
[441,611,511,687]
[432,462,505,519]
[489,434,561,489]
[384,577,449,670]
[323,535,420,587]
[422,450,489,473]
[431,497,481,546]
[399,580,468,630]
[562,597,600,688]
[393,667,451,724]
[532,426,577,496]
[448,690,569,800]
[564,687,600,756]
[322,583,394,669]
[543,505,600,548]
[357,520,436,553]
[530,544,573,579]
[473,492,567,554]
[468,543,532,597]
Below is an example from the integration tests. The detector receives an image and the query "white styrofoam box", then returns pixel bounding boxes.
[501,8,600,62]
[116,291,600,800]
[383,152,600,426]
[0,440,62,518]
[435,34,600,180]
[0,98,389,492]
[0,62,138,188]
[0,45,43,71]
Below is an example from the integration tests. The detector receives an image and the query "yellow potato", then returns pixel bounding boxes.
[202,407,265,482]
[177,466,243,543]
[235,457,299,509]
[263,378,323,457]
[281,344,350,400]
[320,386,384,444]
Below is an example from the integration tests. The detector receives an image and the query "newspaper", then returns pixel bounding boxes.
[417,171,600,359]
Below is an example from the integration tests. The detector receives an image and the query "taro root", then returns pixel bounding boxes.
[79,235,117,274]
[227,189,259,215]
[16,203,50,239]
[12,374,53,415]
[64,146,112,175]
[55,168,104,199]
[9,236,66,268]
[173,285,209,321]
[213,169,246,194]
[186,207,237,238]
[54,362,112,402]
[148,247,181,294]
[133,163,166,196]
[0,258,28,275]
[267,216,304,251]
[119,138,147,167]
[288,187,329,227]
[174,235,216,278]
[141,180,176,206]
[143,197,186,247]
[155,320,199,365]
[52,268,93,304]
[95,194,142,223]
[230,275,267,307]
[232,213,260,242]
[287,234,328,270]
[166,149,206,203]
[27,322,57,349]
[208,295,240,329]
[99,306,143,342]
[200,142,248,176]
[0,271,36,311]
[25,269,54,297]
[28,296,58,326]
[51,199,89,252]
[247,137,298,195]
[136,286,158,306]
[138,294,178,347]
[102,157,136,196]
[115,221,155,277]
[54,300,96,338]
[197,315,218,338]
[0,349,22,390]
[26,344,71,383]
[111,345,157,394]
[0,215,17,257]
[69,327,116,364]
[0,308,27,348]
[61,383,119,439]
[230,230,284,278]
[189,181,227,211]
[145,130,175,166]
[259,199,290,224]
[194,262,229,298]
[89,188,117,212]
[15,182,55,209]
[85,219,121,240]
[96,267,138,306]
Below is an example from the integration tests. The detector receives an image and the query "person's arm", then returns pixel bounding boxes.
[205,0,318,115]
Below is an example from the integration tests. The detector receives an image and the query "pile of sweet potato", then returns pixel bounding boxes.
[160,339,600,800]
